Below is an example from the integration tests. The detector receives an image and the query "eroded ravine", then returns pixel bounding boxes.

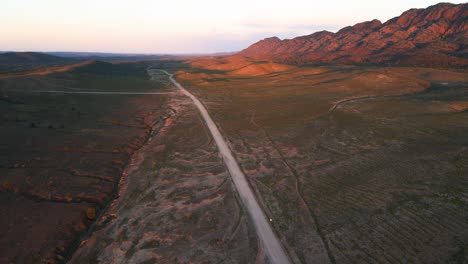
[69,69,258,263]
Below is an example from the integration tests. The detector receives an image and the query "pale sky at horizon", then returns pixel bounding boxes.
[1,1,465,54]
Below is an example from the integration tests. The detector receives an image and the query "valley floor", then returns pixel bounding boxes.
[1,59,467,264]
[175,61,468,263]
[70,70,259,263]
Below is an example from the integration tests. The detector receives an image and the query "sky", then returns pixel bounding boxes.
[1,0,464,54]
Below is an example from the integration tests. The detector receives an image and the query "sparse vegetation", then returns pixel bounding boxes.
[0,61,171,263]
[1,55,466,263]
[177,60,468,263]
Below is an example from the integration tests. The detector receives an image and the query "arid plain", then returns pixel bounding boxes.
[1,54,466,263]
[171,56,468,263]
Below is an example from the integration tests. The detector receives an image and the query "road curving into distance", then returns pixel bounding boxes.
[156,69,292,264]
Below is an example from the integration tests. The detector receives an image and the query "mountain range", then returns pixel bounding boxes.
[239,3,467,67]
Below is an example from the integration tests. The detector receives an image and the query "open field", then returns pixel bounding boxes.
[0,62,174,263]
[70,70,258,263]
[1,57,467,263]
[1,63,262,264]
[173,58,468,263]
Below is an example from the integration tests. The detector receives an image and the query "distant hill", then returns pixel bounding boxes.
[70,60,148,78]
[239,3,467,68]
[0,52,75,67]
[45,52,171,62]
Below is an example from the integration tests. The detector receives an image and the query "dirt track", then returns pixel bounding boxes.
[157,69,292,264]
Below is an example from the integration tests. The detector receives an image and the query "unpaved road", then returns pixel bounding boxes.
[157,69,291,264]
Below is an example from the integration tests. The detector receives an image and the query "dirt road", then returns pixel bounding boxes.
[157,69,291,264]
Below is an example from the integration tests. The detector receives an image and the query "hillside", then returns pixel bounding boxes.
[45,52,170,62]
[70,60,149,78]
[0,52,74,67]
[239,3,468,67]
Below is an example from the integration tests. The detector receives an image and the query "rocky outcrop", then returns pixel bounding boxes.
[239,3,468,67]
